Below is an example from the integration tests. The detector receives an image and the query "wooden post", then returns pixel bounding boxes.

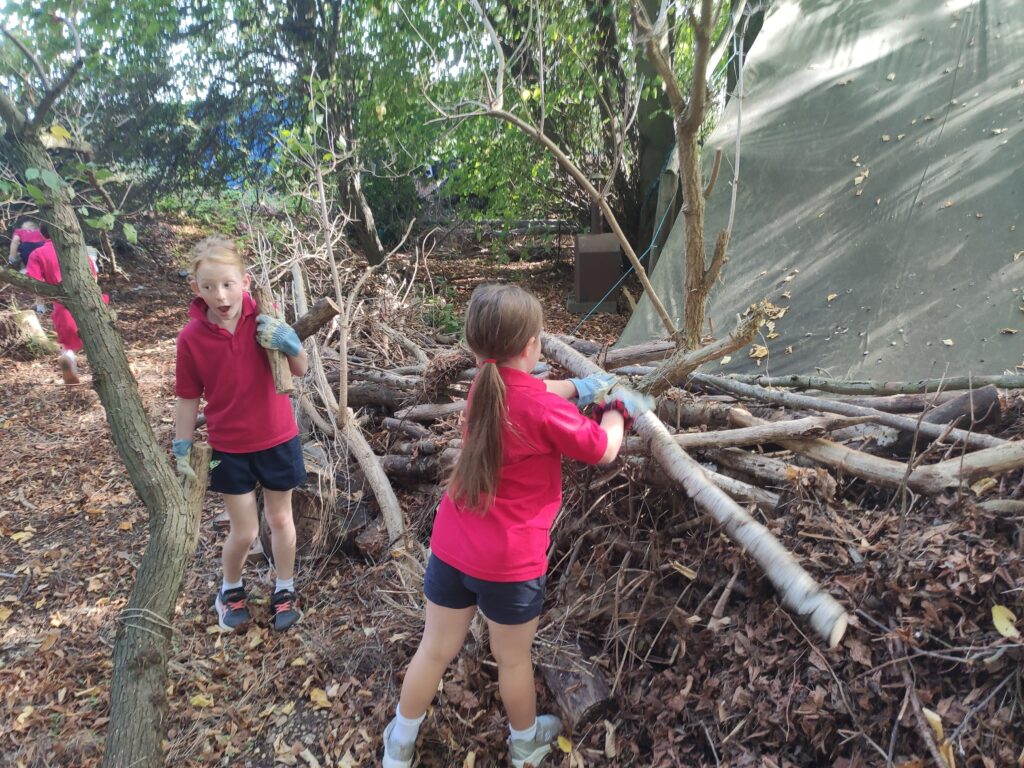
[253,283,294,395]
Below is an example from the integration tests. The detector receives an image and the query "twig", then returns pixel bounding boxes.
[896,650,949,768]
[947,672,1015,746]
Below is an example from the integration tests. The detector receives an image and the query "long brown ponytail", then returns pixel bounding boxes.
[447,284,543,512]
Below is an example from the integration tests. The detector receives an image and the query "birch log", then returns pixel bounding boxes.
[542,334,849,647]
[252,283,294,395]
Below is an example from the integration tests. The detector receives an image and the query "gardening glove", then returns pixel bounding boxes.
[256,314,302,357]
[172,438,197,481]
[568,372,617,407]
[592,384,655,430]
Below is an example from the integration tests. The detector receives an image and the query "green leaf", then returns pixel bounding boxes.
[122,222,138,244]
[40,170,63,191]
[25,167,40,181]
[25,183,47,204]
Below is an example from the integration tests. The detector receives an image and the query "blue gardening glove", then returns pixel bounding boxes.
[172,438,197,481]
[592,384,655,430]
[568,372,617,407]
[256,314,302,357]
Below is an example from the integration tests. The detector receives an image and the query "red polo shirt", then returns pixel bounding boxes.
[430,367,609,582]
[175,293,297,453]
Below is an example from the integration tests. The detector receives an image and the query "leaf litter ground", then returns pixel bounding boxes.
[0,223,1021,768]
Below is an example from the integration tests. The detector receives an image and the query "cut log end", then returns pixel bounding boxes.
[828,612,849,649]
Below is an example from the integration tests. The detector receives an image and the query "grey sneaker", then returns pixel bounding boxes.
[382,718,415,768]
[508,714,562,768]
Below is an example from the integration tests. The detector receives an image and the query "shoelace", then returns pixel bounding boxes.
[273,598,294,614]
[225,597,246,611]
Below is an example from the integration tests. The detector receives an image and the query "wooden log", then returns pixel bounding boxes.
[381,417,431,440]
[394,400,467,423]
[702,447,829,491]
[619,414,871,454]
[832,391,962,413]
[976,499,1024,515]
[540,653,613,730]
[626,457,780,512]
[252,283,294,395]
[728,409,1024,495]
[347,382,407,410]
[292,296,341,341]
[694,373,1003,451]
[892,385,1001,454]
[542,334,849,648]
[721,372,1024,395]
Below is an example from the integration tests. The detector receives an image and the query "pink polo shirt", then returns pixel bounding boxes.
[430,367,609,582]
[25,240,108,352]
[175,293,297,453]
[14,228,46,243]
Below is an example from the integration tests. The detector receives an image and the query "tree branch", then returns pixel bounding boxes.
[0,268,68,299]
[477,107,678,338]
[1,28,50,89]
[630,2,687,117]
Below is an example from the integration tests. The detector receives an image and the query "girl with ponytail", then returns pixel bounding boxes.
[383,283,649,768]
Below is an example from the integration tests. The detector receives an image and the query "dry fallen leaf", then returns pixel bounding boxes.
[720,355,731,366]
[882,134,891,142]
[749,345,769,359]
[999,328,1019,334]
[463,751,477,768]
[886,72,896,81]
[309,688,331,709]
[942,338,954,346]
[969,477,997,495]
[557,736,573,754]
[992,605,1020,639]
[190,693,214,708]
[827,293,838,302]
[604,720,618,758]
[0,607,12,624]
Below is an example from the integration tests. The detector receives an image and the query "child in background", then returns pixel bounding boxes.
[24,223,109,385]
[173,236,309,632]
[8,217,47,270]
[382,283,651,768]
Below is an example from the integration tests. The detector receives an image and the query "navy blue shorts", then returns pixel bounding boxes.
[424,554,546,625]
[210,436,307,495]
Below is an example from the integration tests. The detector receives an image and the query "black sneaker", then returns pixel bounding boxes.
[270,589,302,632]
[214,586,250,631]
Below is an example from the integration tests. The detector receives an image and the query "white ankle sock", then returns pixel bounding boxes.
[392,704,425,745]
[509,719,537,742]
[221,578,243,593]
[275,577,294,593]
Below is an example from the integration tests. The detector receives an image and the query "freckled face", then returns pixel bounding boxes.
[191,261,250,326]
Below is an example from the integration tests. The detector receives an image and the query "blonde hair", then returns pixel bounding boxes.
[447,284,544,513]
[188,235,246,277]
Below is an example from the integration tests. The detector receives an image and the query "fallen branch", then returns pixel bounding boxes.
[293,296,342,341]
[620,414,871,454]
[728,409,1024,495]
[637,304,768,396]
[693,373,1004,451]
[252,283,294,395]
[543,333,849,647]
[722,372,1024,395]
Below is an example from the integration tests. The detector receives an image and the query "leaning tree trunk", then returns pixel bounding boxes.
[1,95,201,767]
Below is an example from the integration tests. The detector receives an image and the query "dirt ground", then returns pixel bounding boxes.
[0,223,628,767]
[1,222,1021,768]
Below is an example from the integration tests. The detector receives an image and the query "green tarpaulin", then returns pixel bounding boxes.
[618,0,1024,379]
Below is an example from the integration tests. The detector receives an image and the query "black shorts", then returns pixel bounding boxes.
[424,553,546,625]
[210,436,307,495]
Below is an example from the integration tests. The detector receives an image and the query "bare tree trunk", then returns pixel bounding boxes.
[2,54,200,765]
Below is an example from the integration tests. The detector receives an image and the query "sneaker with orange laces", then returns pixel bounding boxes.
[214,586,250,631]
[270,588,302,631]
